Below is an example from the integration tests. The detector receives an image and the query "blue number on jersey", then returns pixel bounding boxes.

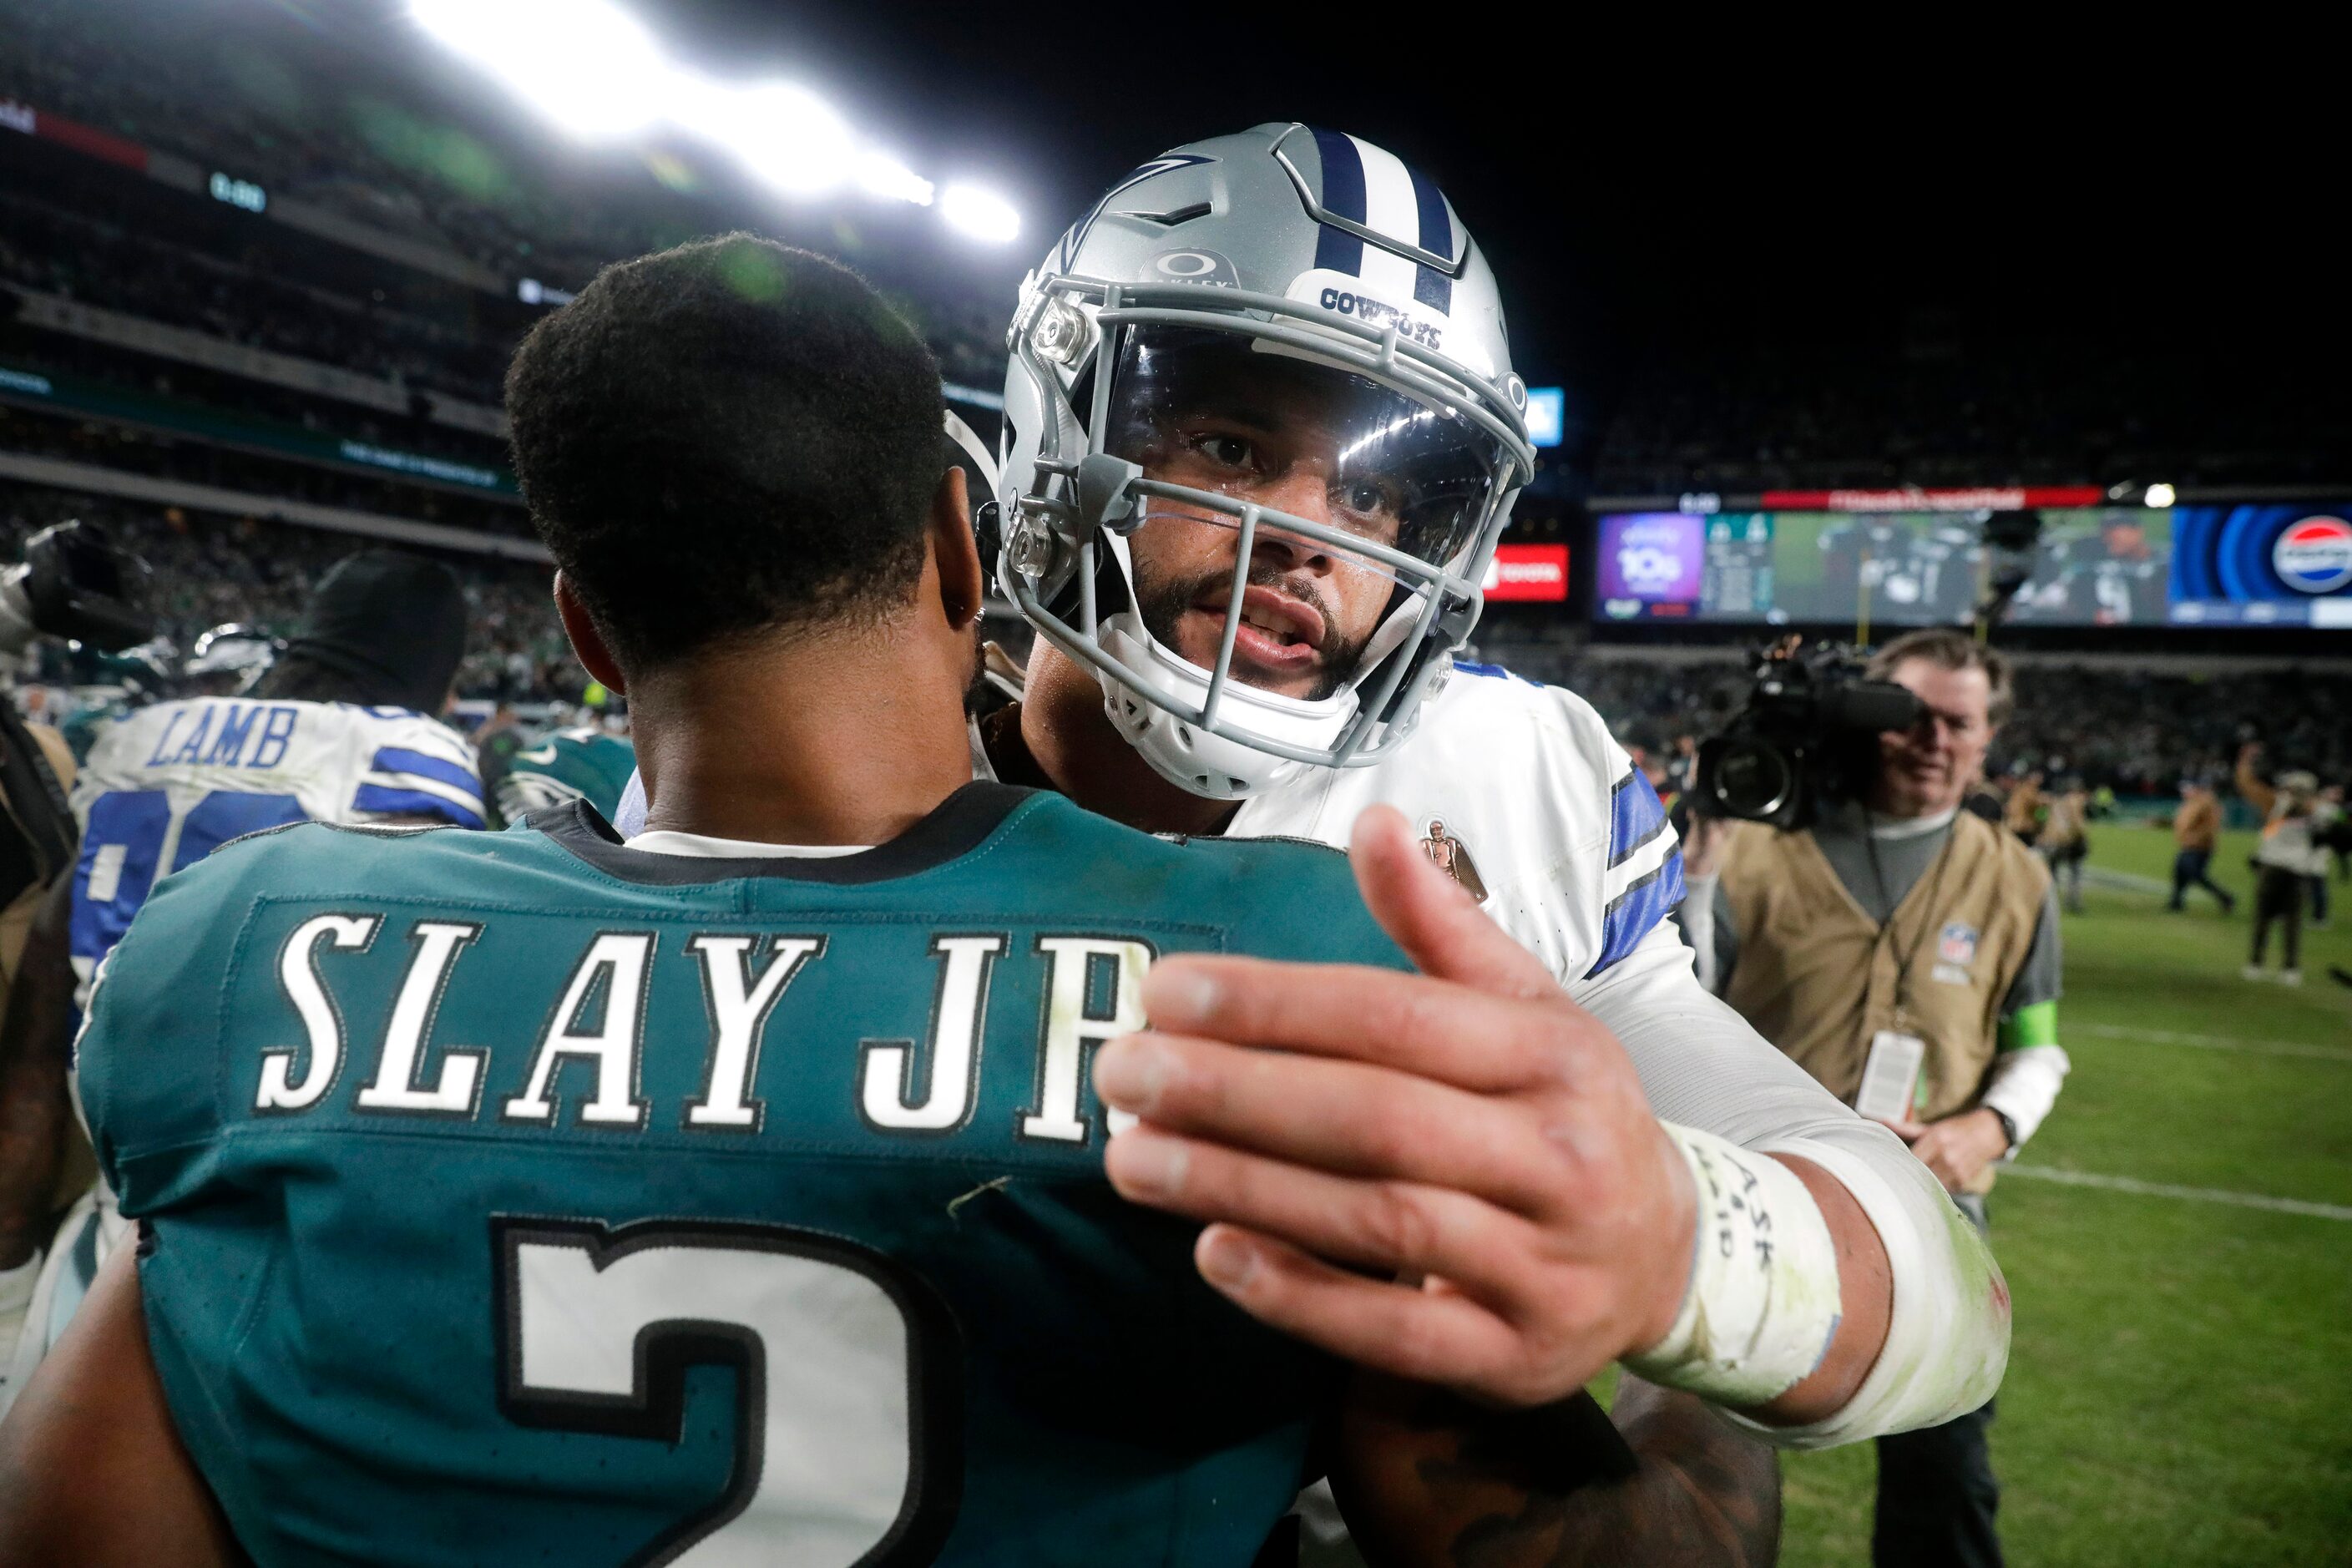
[72,791,307,971]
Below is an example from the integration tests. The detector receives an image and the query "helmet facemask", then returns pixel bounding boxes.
[1004,293,1530,797]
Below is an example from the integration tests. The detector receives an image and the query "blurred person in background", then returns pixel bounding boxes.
[2003,767,2045,845]
[0,518,151,1404]
[2039,776,2090,914]
[2308,782,2345,928]
[0,549,480,1415]
[1685,628,2067,1568]
[2235,743,2328,984]
[2167,776,2235,914]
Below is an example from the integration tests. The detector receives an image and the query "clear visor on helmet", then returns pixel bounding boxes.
[1102,323,1506,702]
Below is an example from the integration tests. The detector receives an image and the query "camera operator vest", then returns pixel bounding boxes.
[1717,810,2049,1196]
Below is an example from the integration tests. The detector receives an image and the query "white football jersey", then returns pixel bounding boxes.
[69,697,484,984]
[1219,660,1682,985]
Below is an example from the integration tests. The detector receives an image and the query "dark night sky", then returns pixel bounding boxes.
[312,1,2334,401]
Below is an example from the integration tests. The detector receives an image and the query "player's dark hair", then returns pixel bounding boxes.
[504,235,945,672]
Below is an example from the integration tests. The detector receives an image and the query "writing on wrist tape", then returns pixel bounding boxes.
[1622,1123,1843,1408]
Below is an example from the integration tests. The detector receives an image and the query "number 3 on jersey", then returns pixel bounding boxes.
[492,1218,963,1566]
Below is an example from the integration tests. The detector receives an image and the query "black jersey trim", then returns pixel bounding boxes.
[528,782,1039,888]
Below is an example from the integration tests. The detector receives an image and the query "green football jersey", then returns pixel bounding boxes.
[495,726,638,826]
[77,783,1409,1567]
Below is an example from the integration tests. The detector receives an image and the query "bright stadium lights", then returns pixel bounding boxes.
[2145,483,2177,508]
[857,151,935,206]
[941,184,1022,245]
[412,0,662,142]
[699,83,856,196]
[410,0,1019,241]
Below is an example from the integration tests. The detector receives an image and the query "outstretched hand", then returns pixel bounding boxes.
[1094,804,1697,1407]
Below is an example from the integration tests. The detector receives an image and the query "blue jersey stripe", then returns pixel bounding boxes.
[1606,770,1669,868]
[1591,850,1686,977]
[352,783,485,829]
[371,747,482,800]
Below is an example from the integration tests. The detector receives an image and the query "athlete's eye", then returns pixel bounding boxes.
[1196,433,1255,468]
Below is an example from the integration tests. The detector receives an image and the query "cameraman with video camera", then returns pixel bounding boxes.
[0,519,151,1402]
[1682,628,2069,1568]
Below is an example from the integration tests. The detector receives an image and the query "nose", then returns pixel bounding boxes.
[1243,468,1339,574]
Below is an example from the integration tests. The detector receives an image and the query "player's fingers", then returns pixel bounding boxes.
[1191,1225,1529,1394]
[1095,1031,1566,1214]
[1104,1125,1546,1299]
[1348,803,1559,1001]
[1138,958,1588,1092]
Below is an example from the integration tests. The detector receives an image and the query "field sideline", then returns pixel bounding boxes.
[1774,825,2352,1565]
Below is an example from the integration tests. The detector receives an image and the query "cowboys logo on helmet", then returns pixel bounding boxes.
[995,124,1536,799]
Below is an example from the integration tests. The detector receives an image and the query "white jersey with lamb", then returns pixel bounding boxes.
[69,697,484,986]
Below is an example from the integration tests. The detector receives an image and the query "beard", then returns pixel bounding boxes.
[1134,558,1375,704]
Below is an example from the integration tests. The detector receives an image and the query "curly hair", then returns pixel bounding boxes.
[504,235,943,672]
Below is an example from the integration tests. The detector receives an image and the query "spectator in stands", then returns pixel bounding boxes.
[2167,776,2235,914]
[2236,743,2328,985]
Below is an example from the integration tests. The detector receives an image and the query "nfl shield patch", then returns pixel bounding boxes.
[1939,921,1980,967]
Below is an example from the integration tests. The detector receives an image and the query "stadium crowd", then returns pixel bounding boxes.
[1,490,567,705]
[1591,345,2340,496]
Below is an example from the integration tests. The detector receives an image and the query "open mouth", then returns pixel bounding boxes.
[1194,584,1328,675]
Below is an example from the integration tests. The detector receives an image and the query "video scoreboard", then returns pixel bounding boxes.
[1594,492,2352,630]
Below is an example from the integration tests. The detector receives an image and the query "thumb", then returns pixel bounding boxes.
[1348,804,1555,1000]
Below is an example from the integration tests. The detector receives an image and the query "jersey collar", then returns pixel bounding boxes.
[528,781,1039,886]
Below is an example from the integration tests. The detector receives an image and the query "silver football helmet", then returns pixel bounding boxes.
[185,622,281,692]
[996,123,1535,799]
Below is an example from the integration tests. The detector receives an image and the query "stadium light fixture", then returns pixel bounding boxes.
[858,151,936,207]
[410,0,1021,240]
[2144,483,2177,508]
[942,184,1022,245]
[412,0,663,142]
[695,83,857,197]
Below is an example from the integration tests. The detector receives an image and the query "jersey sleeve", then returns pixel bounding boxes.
[350,711,487,829]
[1517,685,1682,981]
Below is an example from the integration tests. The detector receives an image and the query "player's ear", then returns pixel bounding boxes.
[927,466,984,632]
[552,572,627,696]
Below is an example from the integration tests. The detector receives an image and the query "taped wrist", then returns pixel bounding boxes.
[1623,1123,1842,1407]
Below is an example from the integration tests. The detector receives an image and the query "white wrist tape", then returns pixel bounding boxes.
[1716,1133,2011,1449]
[1623,1123,1842,1407]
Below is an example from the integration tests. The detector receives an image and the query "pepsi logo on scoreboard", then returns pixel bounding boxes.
[2273,514,2352,594]
[1483,543,1568,601]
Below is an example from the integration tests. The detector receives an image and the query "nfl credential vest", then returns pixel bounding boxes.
[1717,810,2048,1195]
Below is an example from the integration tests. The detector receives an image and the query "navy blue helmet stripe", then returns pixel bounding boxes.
[1315,223,1363,275]
[1407,161,1454,312]
[1311,127,1368,224]
[1414,262,1452,313]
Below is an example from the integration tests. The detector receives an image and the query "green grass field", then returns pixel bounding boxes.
[1776,826,2352,1566]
